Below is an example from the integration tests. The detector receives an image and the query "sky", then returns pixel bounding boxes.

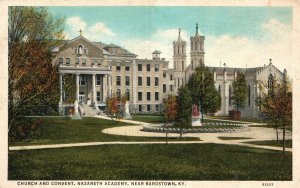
[48,6,293,73]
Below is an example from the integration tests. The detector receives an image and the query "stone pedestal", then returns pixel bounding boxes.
[74,100,79,115]
[124,101,132,119]
[192,116,202,126]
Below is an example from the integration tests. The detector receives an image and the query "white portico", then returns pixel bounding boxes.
[52,33,113,115]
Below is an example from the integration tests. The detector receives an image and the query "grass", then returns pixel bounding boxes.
[8,143,292,180]
[10,117,198,146]
[218,137,253,140]
[243,140,292,148]
[131,116,165,123]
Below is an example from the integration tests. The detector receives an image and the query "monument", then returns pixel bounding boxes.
[192,104,202,126]
[123,101,132,119]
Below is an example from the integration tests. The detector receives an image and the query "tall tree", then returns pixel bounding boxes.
[187,66,221,115]
[232,72,247,112]
[177,86,192,137]
[260,78,292,152]
[8,7,65,133]
[163,94,178,123]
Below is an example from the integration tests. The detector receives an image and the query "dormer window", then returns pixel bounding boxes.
[66,58,70,65]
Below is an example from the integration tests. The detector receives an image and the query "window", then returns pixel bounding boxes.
[138,64,142,71]
[163,84,166,93]
[138,92,142,101]
[116,76,121,86]
[116,63,121,71]
[97,91,101,101]
[147,64,150,71]
[125,63,130,71]
[76,58,79,64]
[170,85,173,91]
[78,45,83,54]
[59,57,63,64]
[116,89,121,98]
[96,75,101,86]
[182,61,184,71]
[147,77,151,86]
[155,104,159,112]
[98,59,102,66]
[79,91,85,101]
[66,58,70,65]
[138,105,142,112]
[170,74,173,80]
[155,92,159,101]
[248,85,251,106]
[147,92,151,101]
[147,105,151,112]
[82,58,86,65]
[218,85,221,94]
[155,77,159,86]
[83,48,87,55]
[74,48,78,54]
[155,64,159,72]
[138,77,142,86]
[268,74,274,95]
[229,85,232,106]
[126,76,130,86]
[126,89,130,100]
[163,70,166,78]
[80,75,86,86]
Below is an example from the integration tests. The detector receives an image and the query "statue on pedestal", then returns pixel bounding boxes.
[124,101,132,119]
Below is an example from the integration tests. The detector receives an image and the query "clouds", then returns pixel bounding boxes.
[205,18,292,74]
[122,28,190,67]
[65,16,115,43]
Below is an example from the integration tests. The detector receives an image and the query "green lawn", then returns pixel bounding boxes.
[218,137,253,140]
[8,143,292,180]
[131,116,165,123]
[244,140,292,148]
[10,117,198,146]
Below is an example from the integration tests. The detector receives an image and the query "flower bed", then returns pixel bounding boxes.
[141,122,248,133]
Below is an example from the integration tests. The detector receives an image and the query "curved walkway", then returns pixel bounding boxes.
[9,115,292,152]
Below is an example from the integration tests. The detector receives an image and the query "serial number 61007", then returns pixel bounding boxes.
[262,183,274,186]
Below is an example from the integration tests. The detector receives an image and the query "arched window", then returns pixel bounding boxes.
[125,89,130,101]
[191,60,194,69]
[218,85,221,94]
[248,85,251,106]
[170,74,173,80]
[268,74,274,95]
[78,45,83,54]
[229,85,232,106]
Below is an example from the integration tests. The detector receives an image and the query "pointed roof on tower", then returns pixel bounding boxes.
[195,23,200,37]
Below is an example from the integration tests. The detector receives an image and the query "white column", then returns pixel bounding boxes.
[59,74,63,102]
[76,74,80,101]
[103,75,107,102]
[92,74,96,104]
[108,74,112,97]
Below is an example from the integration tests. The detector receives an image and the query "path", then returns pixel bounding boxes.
[9,115,292,152]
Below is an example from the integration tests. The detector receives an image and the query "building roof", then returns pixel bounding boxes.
[207,66,264,74]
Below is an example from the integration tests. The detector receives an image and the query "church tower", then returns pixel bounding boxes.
[173,28,187,71]
[190,23,205,69]
[171,28,187,91]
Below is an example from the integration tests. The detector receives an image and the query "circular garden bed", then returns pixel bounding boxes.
[141,122,248,133]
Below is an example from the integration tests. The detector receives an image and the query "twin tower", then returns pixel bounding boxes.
[171,23,205,89]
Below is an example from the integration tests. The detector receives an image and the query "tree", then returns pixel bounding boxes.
[163,94,178,123]
[260,78,292,152]
[177,86,192,138]
[106,96,118,122]
[187,66,221,115]
[8,7,65,137]
[232,72,247,112]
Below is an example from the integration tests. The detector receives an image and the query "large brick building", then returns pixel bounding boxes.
[52,24,287,118]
